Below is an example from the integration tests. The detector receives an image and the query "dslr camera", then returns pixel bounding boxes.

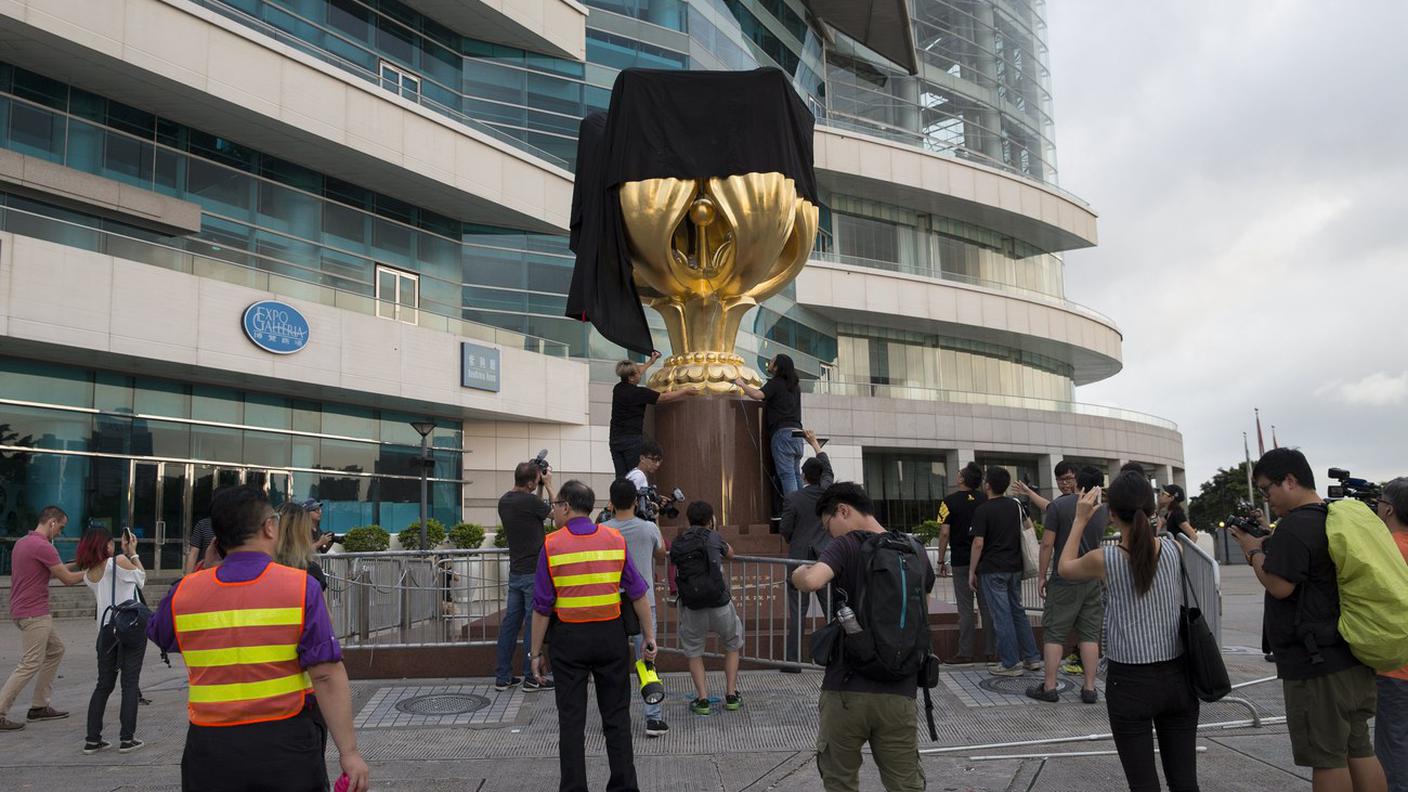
[527,448,550,476]
[1218,500,1270,538]
[1326,468,1381,506]
[638,485,685,522]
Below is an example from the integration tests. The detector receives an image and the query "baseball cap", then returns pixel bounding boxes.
[299,498,323,511]
[1161,484,1185,503]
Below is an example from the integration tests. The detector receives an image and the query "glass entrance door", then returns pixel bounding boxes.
[127,460,187,571]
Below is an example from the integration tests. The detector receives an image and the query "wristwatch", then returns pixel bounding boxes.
[1246,548,1265,563]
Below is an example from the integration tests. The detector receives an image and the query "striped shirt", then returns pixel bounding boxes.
[1103,536,1183,664]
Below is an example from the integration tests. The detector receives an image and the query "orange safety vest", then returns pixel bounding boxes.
[172,561,313,727]
[544,524,628,623]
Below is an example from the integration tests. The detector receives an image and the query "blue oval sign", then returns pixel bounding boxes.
[242,300,310,355]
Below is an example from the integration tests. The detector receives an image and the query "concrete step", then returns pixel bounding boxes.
[1,575,178,620]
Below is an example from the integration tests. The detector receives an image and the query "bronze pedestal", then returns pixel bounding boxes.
[652,396,783,555]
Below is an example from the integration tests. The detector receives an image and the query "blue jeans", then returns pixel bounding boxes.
[979,571,1039,668]
[495,573,535,683]
[771,428,804,495]
[631,604,662,722]
[1379,675,1408,792]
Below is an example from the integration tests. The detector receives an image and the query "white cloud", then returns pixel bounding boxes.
[1045,0,1408,490]
[1314,372,1408,407]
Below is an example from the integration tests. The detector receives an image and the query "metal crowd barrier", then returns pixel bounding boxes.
[318,532,1220,661]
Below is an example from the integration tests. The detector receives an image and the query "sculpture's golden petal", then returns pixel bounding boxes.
[707,173,797,296]
[749,197,818,300]
[619,178,697,297]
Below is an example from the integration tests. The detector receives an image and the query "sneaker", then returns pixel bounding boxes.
[645,719,670,738]
[667,594,679,606]
[1022,660,1043,671]
[522,677,554,691]
[1081,688,1098,705]
[118,739,144,754]
[1060,657,1084,674]
[138,695,153,706]
[82,740,111,755]
[26,706,68,722]
[0,717,24,731]
[989,664,1025,677]
[725,692,742,711]
[689,698,711,715]
[1024,683,1059,702]
[494,677,523,692]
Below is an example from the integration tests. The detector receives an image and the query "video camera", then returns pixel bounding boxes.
[528,448,550,475]
[1218,500,1270,538]
[1327,468,1381,506]
[638,485,685,522]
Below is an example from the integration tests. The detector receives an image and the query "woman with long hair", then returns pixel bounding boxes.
[734,353,805,494]
[275,503,326,590]
[77,528,146,755]
[1058,472,1199,792]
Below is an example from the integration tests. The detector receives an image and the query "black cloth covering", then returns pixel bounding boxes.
[567,68,818,355]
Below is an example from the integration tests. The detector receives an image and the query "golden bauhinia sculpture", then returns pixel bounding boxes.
[619,171,818,394]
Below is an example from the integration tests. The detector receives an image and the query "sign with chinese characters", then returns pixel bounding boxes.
[242,300,310,355]
[461,342,500,392]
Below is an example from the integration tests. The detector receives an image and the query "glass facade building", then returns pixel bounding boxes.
[0,0,1183,556]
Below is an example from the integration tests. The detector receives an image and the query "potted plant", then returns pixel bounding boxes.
[341,525,390,553]
[447,522,488,609]
[912,519,944,569]
[397,518,446,551]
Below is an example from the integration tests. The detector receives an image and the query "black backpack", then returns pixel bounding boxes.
[669,528,730,609]
[842,530,932,683]
[101,558,152,652]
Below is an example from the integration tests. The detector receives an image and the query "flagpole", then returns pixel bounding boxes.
[1244,432,1256,504]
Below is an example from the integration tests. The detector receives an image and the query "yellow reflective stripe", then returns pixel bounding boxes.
[552,572,621,587]
[548,549,624,567]
[188,671,311,704]
[175,608,303,632]
[556,592,621,609]
[183,644,299,668]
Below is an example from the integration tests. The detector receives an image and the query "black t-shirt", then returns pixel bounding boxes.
[1045,494,1107,583]
[937,490,986,567]
[306,560,327,591]
[1164,508,1189,537]
[610,381,659,441]
[970,496,1025,575]
[1261,503,1361,680]
[498,491,551,576]
[817,530,935,698]
[761,377,802,438]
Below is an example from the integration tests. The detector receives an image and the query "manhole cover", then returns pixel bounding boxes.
[978,676,1073,696]
[394,693,491,716]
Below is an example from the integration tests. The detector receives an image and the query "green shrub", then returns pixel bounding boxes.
[449,522,485,549]
[342,525,390,553]
[912,519,943,544]
[493,525,507,549]
[398,518,446,550]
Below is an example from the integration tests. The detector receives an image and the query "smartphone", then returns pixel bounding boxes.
[124,526,136,543]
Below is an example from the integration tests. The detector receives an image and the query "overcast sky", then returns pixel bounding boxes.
[1047,0,1408,496]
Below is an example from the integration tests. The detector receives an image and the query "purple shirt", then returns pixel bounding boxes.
[533,517,649,616]
[146,552,342,668]
[10,531,62,619]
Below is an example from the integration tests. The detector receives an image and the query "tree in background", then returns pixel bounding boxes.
[1188,461,1257,530]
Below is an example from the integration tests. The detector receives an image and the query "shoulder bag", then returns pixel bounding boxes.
[1177,542,1230,702]
[1016,498,1039,580]
[102,557,153,651]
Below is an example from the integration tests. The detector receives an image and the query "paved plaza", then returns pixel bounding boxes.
[0,568,1344,790]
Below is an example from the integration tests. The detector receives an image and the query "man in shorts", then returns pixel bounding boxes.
[1028,465,1107,704]
[671,501,743,715]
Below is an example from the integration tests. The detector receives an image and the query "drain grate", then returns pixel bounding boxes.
[979,676,1073,696]
[395,693,490,716]
[355,685,523,729]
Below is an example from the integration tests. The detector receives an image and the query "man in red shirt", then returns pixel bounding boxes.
[0,506,85,730]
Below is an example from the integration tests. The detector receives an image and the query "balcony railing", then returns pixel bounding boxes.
[801,378,1178,432]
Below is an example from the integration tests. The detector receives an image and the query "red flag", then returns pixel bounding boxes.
[1255,408,1266,457]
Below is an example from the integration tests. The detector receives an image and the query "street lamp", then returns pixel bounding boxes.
[411,420,437,552]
